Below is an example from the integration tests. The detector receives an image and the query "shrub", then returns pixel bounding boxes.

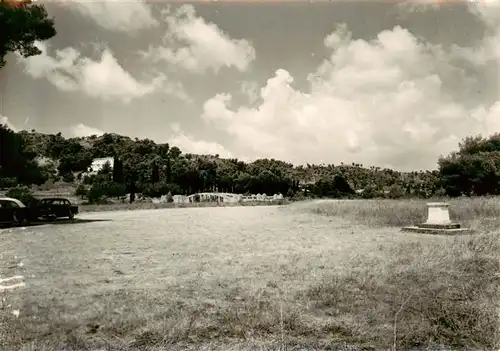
[0,177,17,189]
[61,172,75,183]
[5,185,37,206]
[74,184,87,198]
[87,181,126,203]
[142,182,169,198]
[142,182,181,199]
[166,191,173,203]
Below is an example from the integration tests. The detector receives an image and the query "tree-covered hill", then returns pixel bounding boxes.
[2,124,499,201]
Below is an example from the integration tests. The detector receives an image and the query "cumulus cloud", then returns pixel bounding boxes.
[240,81,259,105]
[142,5,255,74]
[201,22,500,171]
[0,115,18,131]
[169,123,232,157]
[18,41,188,103]
[51,0,157,33]
[70,123,104,138]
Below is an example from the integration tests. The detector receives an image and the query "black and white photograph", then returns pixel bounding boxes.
[1,0,500,349]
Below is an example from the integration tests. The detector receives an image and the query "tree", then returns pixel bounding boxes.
[387,184,405,199]
[0,3,56,68]
[0,124,47,185]
[439,155,468,197]
[98,161,113,179]
[151,162,160,183]
[166,191,174,203]
[8,122,497,202]
[142,181,170,198]
[169,146,182,160]
[6,185,37,206]
[333,174,355,197]
[87,181,126,204]
[112,157,124,183]
[313,177,336,197]
[61,172,75,183]
[439,152,500,197]
[74,183,87,199]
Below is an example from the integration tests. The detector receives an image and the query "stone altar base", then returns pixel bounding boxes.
[401,202,471,235]
[401,224,470,235]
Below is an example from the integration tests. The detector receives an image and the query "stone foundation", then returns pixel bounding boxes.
[401,202,471,235]
[401,225,470,235]
[417,222,461,230]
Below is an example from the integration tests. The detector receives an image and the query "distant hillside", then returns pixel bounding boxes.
[3,125,499,200]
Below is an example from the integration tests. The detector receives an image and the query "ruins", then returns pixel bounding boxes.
[402,202,470,234]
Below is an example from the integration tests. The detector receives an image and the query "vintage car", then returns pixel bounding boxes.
[34,198,79,220]
[0,197,31,226]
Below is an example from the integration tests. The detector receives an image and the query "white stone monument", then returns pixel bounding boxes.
[425,202,451,224]
[402,202,470,234]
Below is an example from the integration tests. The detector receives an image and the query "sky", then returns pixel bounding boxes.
[1,0,500,171]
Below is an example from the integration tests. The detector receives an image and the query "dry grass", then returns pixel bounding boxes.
[299,197,500,230]
[0,199,499,350]
[303,234,500,350]
[290,198,500,349]
[79,200,290,213]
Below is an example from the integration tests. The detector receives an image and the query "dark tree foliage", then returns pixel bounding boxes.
[0,3,56,68]
[5,185,37,205]
[112,157,124,183]
[438,134,500,197]
[0,124,46,186]
[151,162,160,183]
[87,181,126,204]
[332,174,355,196]
[99,161,113,177]
[5,127,490,201]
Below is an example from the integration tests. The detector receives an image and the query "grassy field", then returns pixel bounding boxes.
[290,198,500,348]
[78,199,291,213]
[302,196,500,230]
[0,197,499,350]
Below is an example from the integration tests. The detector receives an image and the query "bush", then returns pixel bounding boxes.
[387,184,405,199]
[5,186,38,206]
[0,177,17,189]
[61,172,75,183]
[36,179,56,191]
[142,182,169,198]
[166,191,173,203]
[87,181,126,203]
[142,182,181,199]
[82,175,93,185]
[74,184,87,198]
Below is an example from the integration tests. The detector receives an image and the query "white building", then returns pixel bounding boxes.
[173,195,190,204]
[84,157,114,176]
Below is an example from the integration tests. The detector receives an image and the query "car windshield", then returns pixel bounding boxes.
[0,200,19,209]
